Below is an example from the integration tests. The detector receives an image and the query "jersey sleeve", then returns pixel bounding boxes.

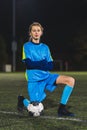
[22,44,30,62]
[46,45,53,62]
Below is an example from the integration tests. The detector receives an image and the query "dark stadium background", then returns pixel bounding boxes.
[0,0,87,71]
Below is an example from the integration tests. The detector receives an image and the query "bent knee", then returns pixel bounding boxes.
[56,75,75,87]
[69,77,75,87]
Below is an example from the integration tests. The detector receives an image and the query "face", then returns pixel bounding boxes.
[30,25,43,41]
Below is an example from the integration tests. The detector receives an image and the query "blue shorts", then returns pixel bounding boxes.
[27,73,59,102]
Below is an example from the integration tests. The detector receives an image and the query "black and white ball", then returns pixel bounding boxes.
[27,102,44,117]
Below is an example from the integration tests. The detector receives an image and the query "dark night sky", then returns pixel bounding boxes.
[0,0,87,58]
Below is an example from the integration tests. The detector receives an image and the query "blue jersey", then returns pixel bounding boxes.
[22,41,53,82]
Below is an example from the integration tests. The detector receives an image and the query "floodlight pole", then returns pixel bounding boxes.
[12,0,17,72]
[13,0,16,40]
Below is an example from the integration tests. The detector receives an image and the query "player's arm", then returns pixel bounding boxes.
[22,44,53,71]
[43,61,53,71]
[24,58,48,70]
[42,45,54,71]
[24,58,53,71]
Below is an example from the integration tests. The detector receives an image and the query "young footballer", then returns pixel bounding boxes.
[17,22,75,117]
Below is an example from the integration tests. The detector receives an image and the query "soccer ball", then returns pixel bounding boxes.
[27,102,44,117]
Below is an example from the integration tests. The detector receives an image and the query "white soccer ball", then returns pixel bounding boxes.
[27,102,44,117]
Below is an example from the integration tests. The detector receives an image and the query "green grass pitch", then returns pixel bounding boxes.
[0,72,87,130]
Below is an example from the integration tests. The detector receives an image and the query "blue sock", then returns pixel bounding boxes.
[23,99,30,108]
[60,85,73,105]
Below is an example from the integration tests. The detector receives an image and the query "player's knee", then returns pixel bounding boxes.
[69,77,75,87]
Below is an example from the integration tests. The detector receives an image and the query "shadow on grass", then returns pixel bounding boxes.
[43,98,57,109]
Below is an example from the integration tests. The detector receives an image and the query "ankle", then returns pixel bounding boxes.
[59,103,66,109]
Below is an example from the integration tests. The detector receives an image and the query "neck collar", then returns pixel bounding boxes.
[31,41,41,45]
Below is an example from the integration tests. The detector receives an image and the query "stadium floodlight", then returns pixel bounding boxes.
[12,0,17,72]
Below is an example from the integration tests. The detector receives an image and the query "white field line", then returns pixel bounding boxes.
[0,111,20,115]
[0,110,86,122]
[40,116,86,122]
